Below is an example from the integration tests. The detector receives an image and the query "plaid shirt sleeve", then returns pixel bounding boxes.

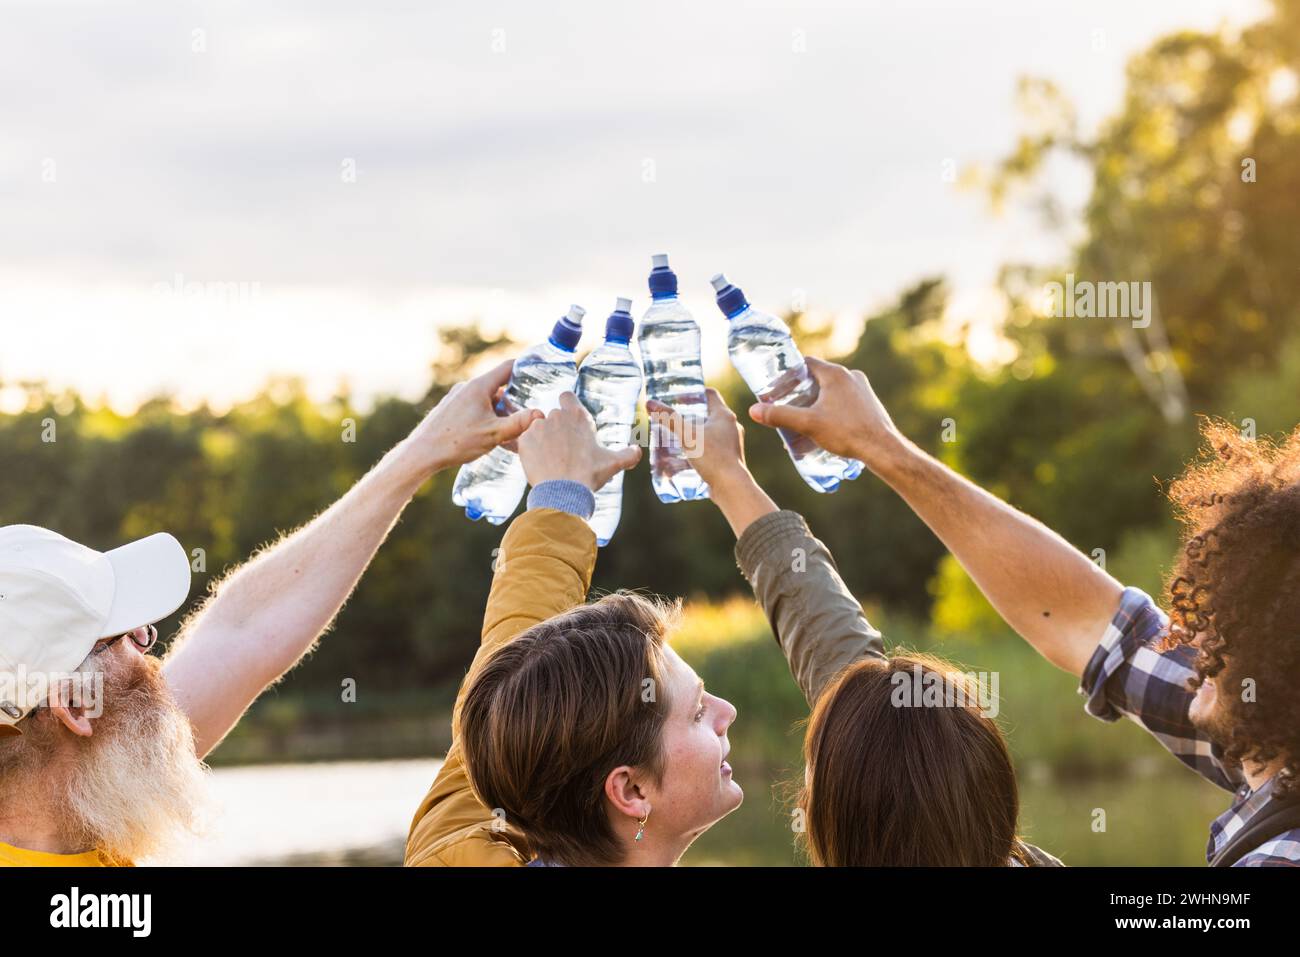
[1236,837,1300,866]
[1079,586,1242,793]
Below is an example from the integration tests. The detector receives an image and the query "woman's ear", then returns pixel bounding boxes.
[603,765,651,821]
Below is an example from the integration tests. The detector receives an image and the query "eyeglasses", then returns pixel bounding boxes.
[94,624,159,656]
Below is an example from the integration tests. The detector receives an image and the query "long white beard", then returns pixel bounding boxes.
[55,655,210,864]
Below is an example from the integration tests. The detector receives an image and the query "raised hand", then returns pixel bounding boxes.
[409,358,544,476]
[746,357,902,469]
[646,388,748,490]
[649,388,777,538]
[518,392,642,491]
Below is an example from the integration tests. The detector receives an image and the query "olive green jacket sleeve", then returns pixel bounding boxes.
[735,510,884,706]
[404,508,597,866]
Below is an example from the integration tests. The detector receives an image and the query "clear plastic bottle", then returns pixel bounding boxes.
[577,298,643,546]
[711,274,863,493]
[451,305,585,523]
[637,254,710,503]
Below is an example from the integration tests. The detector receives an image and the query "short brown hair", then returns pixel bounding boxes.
[797,654,1025,866]
[1164,419,1300,795]
[458,592,680,866]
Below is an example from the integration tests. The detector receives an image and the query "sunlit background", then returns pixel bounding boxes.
[1,0,1262,411]
[6,0,1299,866]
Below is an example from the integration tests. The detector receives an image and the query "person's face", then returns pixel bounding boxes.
[45,626,157,734]
[1188,673,1218,728]
[39,625,207,862]
[90,625,156,664]
[1187,634,1232,741]
[645,645,743,845]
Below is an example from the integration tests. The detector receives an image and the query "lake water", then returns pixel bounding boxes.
[153,756,1230,866]
[156,758,441,866]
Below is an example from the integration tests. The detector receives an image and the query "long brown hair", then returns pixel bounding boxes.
[458,592,679,866]
[797,653,1027,866]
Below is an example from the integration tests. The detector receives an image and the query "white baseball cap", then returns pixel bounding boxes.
[0,525,192,735]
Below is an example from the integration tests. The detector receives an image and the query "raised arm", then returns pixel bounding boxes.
[455,393,642,730]
[650,391,883,704]
[163,359,543,759]
[404,506,599,867]
[749,358,1123,677]
[406,393,640,866]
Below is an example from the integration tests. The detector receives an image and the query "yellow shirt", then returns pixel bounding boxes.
[405,508,597,866]
[0,841,127,866]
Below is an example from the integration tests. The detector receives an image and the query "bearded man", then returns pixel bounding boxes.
[0,359,543,866]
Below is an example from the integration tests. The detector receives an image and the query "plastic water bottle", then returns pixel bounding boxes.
[577,298,644,546]
[638,254,710,503]
[452,305,585,524]
[711,274,863,493]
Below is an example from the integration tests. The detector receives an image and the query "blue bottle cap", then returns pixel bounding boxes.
[648,253,678,298]
[549,304,585,351]
[711,273,749,318]
[605,297,634,343]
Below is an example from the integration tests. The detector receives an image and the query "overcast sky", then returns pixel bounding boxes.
[0,0,1264,411]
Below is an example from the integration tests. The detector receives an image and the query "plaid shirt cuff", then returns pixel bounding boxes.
[1079,586,1168,722]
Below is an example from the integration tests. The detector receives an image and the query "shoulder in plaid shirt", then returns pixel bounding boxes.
[1079,586,1300,866]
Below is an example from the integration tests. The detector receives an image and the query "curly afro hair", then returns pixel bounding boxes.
[1164,418,1300,796]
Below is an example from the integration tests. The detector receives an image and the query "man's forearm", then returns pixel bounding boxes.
[864,434,1122,676]
[164,438,431,757]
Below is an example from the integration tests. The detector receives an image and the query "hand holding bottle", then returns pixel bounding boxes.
[712,274,863,494]
[519,392,642,492]
[746,357,906,472]
[414,358,543,476]
[648,389,777,538]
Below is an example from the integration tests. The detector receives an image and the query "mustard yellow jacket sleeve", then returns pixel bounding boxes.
[404,507,597,866]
